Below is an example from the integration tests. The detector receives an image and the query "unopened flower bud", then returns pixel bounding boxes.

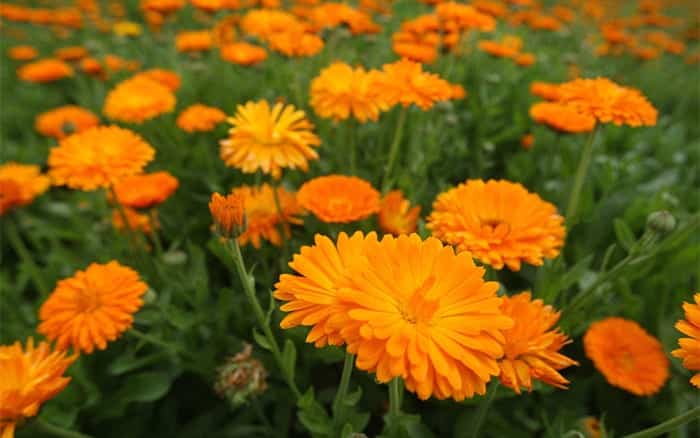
[646,210,676,234]
[214,343,267,406]
[209,192,246,238]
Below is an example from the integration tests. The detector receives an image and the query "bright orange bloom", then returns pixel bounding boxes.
[515,53,536,66]
[672,293,700,388]
[427,179,565,271]
[220,100,320,179]
[310,62,390,123]
[103,76,176,124]
[220,42,268,65]
[556,78,658,127]
[141,0,185,14]
[0,163,50,211]
[308,2,380,34]
[478,36,522,58]
[378,59,453,110]
[38,261,149,354]
[530,81,562,101]
[232,184,304,248]
[530,102,597,133]
[113,171,179,209]
[177,104,227,132]
[132,68,181,91]
[48,126,155,190]
[449,84,467,100]
[175,30,213,52]
[0,180,23,216]
[297,175,380,223]
[528,14,562,31]
[240,9,303,42]
[392,37,439,64]
[35,105,100,139]
[268,31,324,57]
[54,46,88,61]
[0,338,76,438]
[80,57,104,76]
[113,21,143,37]
[112,207,156,233]
[498,292,578,393]
[584,317,669,396]
[17,58,73,83]
[436,2,496,32]
[104,54,141,72]
[209,191,245,238]
[378,190,421,235]
[521,133,534,150]
[8,45,37,61]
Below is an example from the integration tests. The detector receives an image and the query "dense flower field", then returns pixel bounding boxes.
[1,0,699,437]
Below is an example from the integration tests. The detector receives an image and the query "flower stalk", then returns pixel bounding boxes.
[623,406,700,438]
[5,215,49,294]
[388,377,403,418]
[470,381,499,438]
[332,352,355,416]
[565,126,599,222]
[382,106,408,193]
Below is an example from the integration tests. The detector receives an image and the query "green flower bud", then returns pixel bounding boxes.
[646,210,676,234]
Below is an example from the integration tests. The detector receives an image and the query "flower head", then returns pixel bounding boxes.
[209,192,245,238]
[498,292,578,393]
[132,68,181,91]
[54,46,88,61]
[584,317,669,396]
[48,126,155,191]
[113,171,179,209]
[0,338,76,438]
[478,36,523,58]
[220,100,320,179]
[38,261,149,354]
[177,104,227,132]
[220,42,268,66]
[215,343,268,406]
[427,179,565,271]
[530,102,597,133]
[103,76,176,124]
[672,293,700,388]
[17,58,73,83]
[8,45,38,61]
[378,190,421,235]
[176,30,213,52]
[0,163,50,209]
[297,175,380,223]
[35,105,100,139]
[0,180,23,216]
[378,59,452,110]
[530,81,562,101]
[268,31,324,57]
[112,207,156,233]
[310,62,390,123]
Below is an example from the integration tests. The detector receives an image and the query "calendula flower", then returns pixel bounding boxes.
[80,57,103,77]
[584,317,669,396]
[215,343,268,406]
[498,292,578,393]
[220,42,268,66]
[378,190,421,235]
[103,76,176,124]
[378,59,453,110]
[478,36,523,58]
[672,293,700,388]
[268,30,324,57]
[8,45,38,61]
[35,105,100,139]
[17,58,73,83]
[209,191,246,238]
[232,184,304,248]
[220,100,320,179]
[132,68,181,91]
[141,0,185,14]
[104,54,140,72]
[0,338,76,438]
[310,62,390,123]
[427,179,565,271]
[0,163,50,209]
[530,102,597,133]
[240,9,302,42]
[392,38,439,64]
[0,180,23,216]
[112,207,156,233]
[48,126,155,190]
[530,81,562,101]
[297,175,380,223]
[113,20,143,37]
[175,30,213,52]
[436,2,496,32]
[177,104,227,132]
[515,53,536,67]
[113,171,179,209]
[54,46,88,61]
[38,261,149,354]
[308,3,380,34]
[556,77,658,127]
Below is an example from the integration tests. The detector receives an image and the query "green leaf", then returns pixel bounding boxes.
[282,339,297,381]
[298,389,332,437]
[613,219,636,252]
[265,289,276,324]
[118,371,172,403]
[343,387,363,407]
[252,328,272,351]
[108,352,166,375]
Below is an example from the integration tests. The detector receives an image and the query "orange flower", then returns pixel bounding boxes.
[177,104,227,132]
[103,76,176,124]
[0,180,23,216]
[378,59,452,110]
[141,0,185,14]
[449,84,467,100]
[220,100,320,178]
[0,163,50,210]
[175,30,213,52]
[232,184,304,248]
[427,179,565,271]
[310,62,390,123]
[0,338,76,438]
[392,39,439,64]
[530,102,597,133]
[240,9,303,42]
[17,58,73,83]
[498,292,578,393]
[556,77,658,127]
[378,190,421,235]
[530,81,562,101]
[584,317,669,396]
[38,261,149,354]
[54,46,88,61]
[436,2,496,32]
[220,42,268,65]
[8,45,38,61]
[672,293,700,388]
[48,126,155,190]
[515,52,536,66]
[112,207,156,233]
[104,54,140,72]
[478,36,522,58]
[268,31,324,57]
[80,57,104,76]
[209,191,245,238]
[113,171,179,209]
[297,175,380,223]
[132,68,181,91]
[308,2,380,35]
[35,105,100,139]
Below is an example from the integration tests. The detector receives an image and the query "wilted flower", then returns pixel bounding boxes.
[378,190,421,235]
[214,343,268,406]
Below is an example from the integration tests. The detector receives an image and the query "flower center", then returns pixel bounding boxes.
[76,288,102,313]
[398,276,439,325]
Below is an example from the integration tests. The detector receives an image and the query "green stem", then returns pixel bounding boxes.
[347,118,357,175]
[149,209,165,256]
[227,239,302,400]
[388,377,403,418]
[382,107,409,194]
[470,382,499,438]
[4,215,49,293]
[270,180,289,273]
[565,126,598,222]
[332,352,355,416]
[34,417,94,438]
[623,407,700,438]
